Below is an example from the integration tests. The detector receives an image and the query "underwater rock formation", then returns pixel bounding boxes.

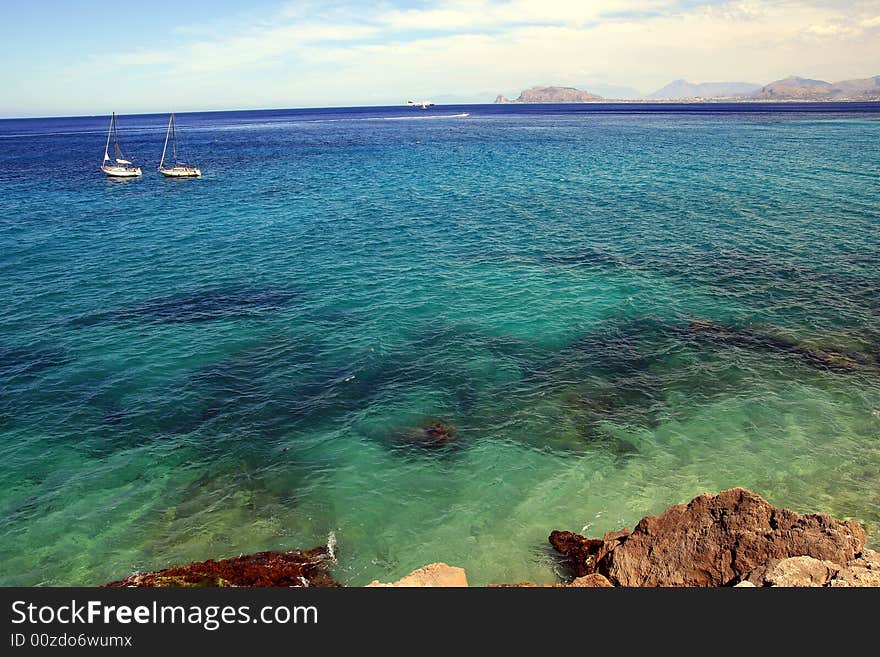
[0,344,68,379]
[70,286,298,326]
[687,319,875,371]
[104,547,339,587]
[550,488,868,587]
[397,421,458,449]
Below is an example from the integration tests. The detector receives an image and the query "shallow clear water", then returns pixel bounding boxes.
[1,103,879,586]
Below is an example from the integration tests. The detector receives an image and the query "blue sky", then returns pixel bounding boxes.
[1,0,879,117]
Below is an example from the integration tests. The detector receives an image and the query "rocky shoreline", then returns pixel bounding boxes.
[104,488,878,588]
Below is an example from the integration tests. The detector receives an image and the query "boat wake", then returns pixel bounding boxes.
[305,113,471,124]
[379,113,471,121]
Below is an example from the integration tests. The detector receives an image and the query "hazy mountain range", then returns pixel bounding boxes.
[495,75,880,102]
[648,80,761,99]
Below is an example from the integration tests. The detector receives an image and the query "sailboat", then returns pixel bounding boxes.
[158,113,201,178]
[101,112,142,177]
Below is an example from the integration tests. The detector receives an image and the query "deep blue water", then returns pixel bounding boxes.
[1,102,879,586]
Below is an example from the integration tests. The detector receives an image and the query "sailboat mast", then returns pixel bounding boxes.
[159,114,172,170]
[171,113,178,162]
[113,113,121,162]
[103,113,113,165]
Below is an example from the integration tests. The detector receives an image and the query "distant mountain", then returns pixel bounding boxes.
[649,79,761,99]
[750,75,880,100]
[495,76,880,104]
[829,75,880,98]
[751,76,835,99]
[586,83,644,100]
[495,86,604,103]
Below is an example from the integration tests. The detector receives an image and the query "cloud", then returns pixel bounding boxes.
[16,0,880,114]
[104,21,379,75]
[376,0,677,30]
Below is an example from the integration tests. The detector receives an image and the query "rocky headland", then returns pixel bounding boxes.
[104,488,878,588]
[495,86,604,104]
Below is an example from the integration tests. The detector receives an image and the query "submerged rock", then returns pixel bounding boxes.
[0,344,68,379]
[367,563,468,587]
[70,286,298,326]
[104,547,339,587]
[550,488,866,587]
[687,318,874,371]
[397,421,458,449]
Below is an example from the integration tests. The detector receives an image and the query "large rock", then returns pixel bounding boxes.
[569,574,614,588]
[490,574,614,588]
[551,488,866,587]
[368,563,468,587]
[743,550,880,587]
[828,550,880,587]
[549,529,629,577]
[745,556,841,587]
[104,547,339,587]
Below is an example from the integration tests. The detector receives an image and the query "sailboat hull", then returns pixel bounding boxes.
[102,165,142,177]
[159,166,201,178]
[102,113,141,177]
[158,114,201,178]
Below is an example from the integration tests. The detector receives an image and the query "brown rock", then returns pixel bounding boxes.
[551,488,866,587]
[549,528,629,578]
[488,582,556,587]
[569,574,614,587]
[103,547,339,587]
[489,574,613,588]
[829,550,880,587]
[367,563,468,587]
[747,556,841,587]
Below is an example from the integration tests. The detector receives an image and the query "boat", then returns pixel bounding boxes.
[157,113,201,178]
[405,100,435,109]
[101,112,142,177]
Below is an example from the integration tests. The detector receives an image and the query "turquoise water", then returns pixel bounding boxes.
[1,104,879,586]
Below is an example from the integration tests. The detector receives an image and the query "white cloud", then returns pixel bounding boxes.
[20,0,880,114]
[378,0,677,30]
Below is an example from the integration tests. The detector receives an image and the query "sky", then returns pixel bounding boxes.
[1,0,879,117]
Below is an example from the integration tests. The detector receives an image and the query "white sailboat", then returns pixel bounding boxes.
[101,112,142,177]
[158,113,201,178]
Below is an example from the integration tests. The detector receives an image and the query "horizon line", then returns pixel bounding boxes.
[4,98,880,122]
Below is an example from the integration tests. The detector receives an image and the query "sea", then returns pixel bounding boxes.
[1,102,878,586]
